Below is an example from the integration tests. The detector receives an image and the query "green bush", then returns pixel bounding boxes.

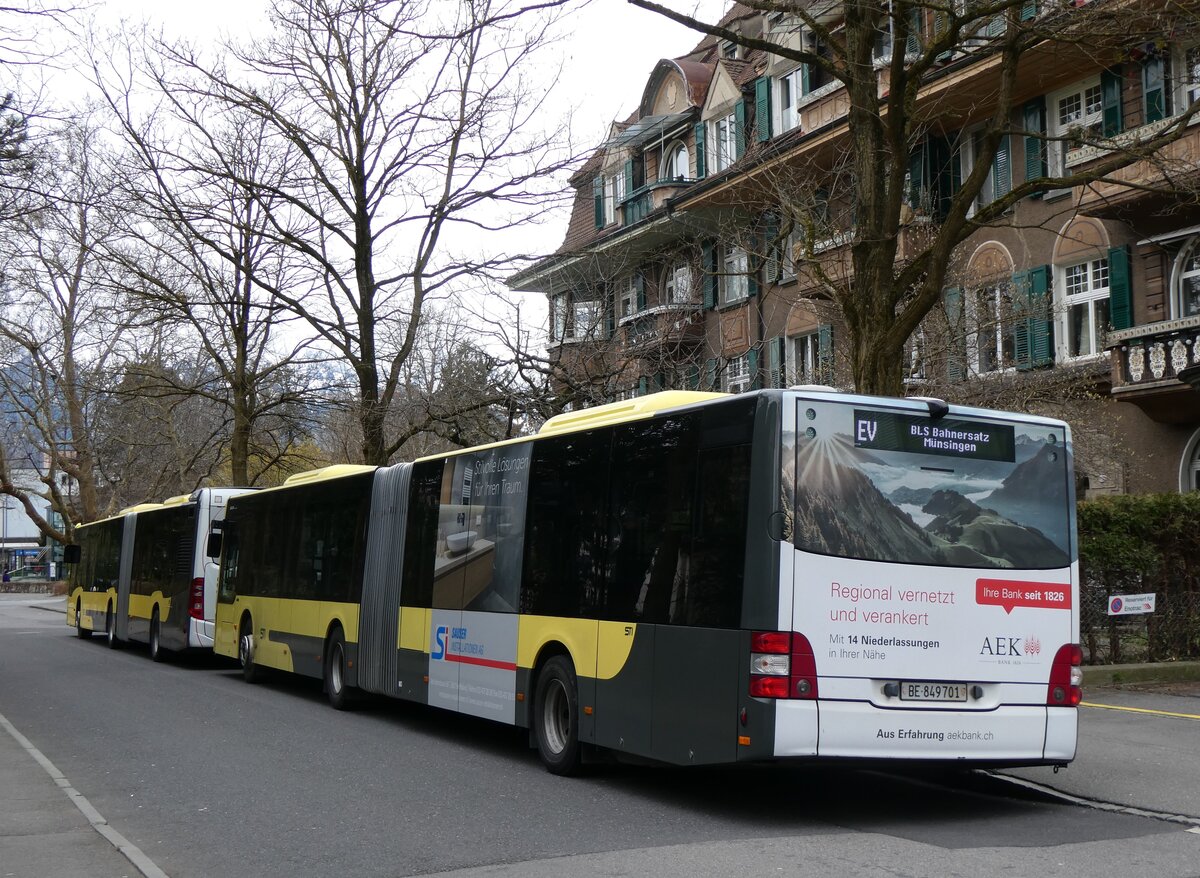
[1078,493,1200,663]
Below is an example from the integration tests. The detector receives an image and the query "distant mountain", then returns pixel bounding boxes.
[888,486,935,506]
[982,445,1070,550]
[923,489,1067,568]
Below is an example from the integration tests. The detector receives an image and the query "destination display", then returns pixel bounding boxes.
[853,410,1016,462]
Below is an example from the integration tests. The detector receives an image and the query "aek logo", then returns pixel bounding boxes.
[1024,635,1041,656]
[979,635,1023,656]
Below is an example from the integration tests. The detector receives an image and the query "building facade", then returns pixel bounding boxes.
[509,1,1200,496]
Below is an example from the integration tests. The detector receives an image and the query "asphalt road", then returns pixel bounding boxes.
[2,596,1198,878]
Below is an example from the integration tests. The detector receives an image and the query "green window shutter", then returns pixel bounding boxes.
[634,273,646,312]
[1102,68,1123,137]
[928,134,953,220]
[593,176,604,228]
[638,376,648,397]
[992,134,1011,198]
[1013,266,1054,369]
[653,372,665,391]
[734,98,747,159]
[749,348,762,390]
[623,159,634,199]
[905,7,921,58]
[908,141,926,209]
[800,62,810,95]
[605,295,615,338]
[817,324,834,384]
[686,364,700,390]
[747,233,760,297]
[763,212,780,283]
[1108,245,1132,330]
[1143,56,1166,125]
[1023,97,1046,192]
[943,287,966,382]
[755,76,772,142]
[1020,0,1038,21]
[694,121,707,178]
[705,357,718,390]
[986,15,1005,37]
[702,242,717,309]
[767,335,784,388]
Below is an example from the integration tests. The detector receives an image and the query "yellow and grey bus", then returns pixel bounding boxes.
[67,488,254,659]
[212,390,1081,774]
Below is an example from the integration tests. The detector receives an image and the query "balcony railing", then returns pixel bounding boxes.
[619,178,696,227]
[1109,316,1200,391]
[619,303,705,353]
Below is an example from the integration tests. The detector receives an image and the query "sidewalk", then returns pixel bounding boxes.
[0,712,145,878]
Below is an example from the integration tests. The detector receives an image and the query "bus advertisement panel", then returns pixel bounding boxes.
[778,394,1078,763]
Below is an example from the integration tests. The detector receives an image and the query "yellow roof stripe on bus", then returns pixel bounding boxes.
[537,391,728,436]
[282,464,377,486]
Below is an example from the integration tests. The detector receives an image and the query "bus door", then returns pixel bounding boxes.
[115,513,137,642]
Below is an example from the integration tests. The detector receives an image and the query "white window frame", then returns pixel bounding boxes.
[710,112,737,172]
[618,276,638,321]
[571,298,601,340]
[1172,237,1200,319]
[663,262,694,305]
[661,142,689,181]
[967,283,1015,374]
[788,332,819,386]
[723,354,750,393]
[1057,257,1110,361]
[550,294,567,342]
[1182,427,1200,492]
[720,246,749,304]
[775,67,801,136]
[1047,76,1104,174]
[1172,43,1200,112]
[600,175,616,226]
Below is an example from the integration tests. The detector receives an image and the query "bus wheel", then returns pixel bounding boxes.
[324,629,353,711]
[105,605,119,650]
[75,602,90,639]
[239,615,261,684]
[534,656,582,776]
[149,610,165,663]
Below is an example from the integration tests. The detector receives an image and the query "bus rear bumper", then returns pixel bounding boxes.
[774,700,1076,763]
[188,618,215,649]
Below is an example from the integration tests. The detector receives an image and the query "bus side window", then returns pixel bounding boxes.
[401,460,443,609]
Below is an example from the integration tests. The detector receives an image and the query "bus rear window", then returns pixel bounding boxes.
[789,403,1071,570]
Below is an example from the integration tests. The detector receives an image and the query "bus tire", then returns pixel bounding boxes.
[324,628,353,711]
[149,610,165,663]
[239,615,261,684]
[75,602,90,639]
[105,605,119,649]
[533,655,582,776]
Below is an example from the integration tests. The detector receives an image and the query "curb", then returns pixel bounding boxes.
[1083,661,1200,687]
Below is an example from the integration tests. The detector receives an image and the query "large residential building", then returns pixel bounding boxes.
[509,1,1200,496]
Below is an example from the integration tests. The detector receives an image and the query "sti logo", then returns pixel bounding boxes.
[431,625,468,660]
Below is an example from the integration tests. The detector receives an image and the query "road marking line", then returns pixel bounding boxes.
[989,772,1200,828]
[1080,701,1200,721]
[0,710,171,878]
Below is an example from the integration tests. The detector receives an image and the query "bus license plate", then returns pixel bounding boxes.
[900,681,967,702]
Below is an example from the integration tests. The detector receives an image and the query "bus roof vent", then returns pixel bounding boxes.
[539,391,727,436]
[282,464,377,487]
[118,502,167,515]
[162,494,192,507]
[909,396,950,419]
[788,384,837,393]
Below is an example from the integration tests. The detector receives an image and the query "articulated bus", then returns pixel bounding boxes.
[67,488,255,660]
[211,389,1080,774]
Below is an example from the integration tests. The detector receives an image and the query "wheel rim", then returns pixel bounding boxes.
[330,643,344,695]
[542,678,570,755]
[75,605,81,628]
[239,631,252,668]
[106,610,113,642]
[150,620,158,656]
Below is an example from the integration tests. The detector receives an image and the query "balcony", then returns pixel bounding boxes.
[619,178,695,227]
[1108,316,1200,422]
[1077,121,1200,218]
[619,303,705,355]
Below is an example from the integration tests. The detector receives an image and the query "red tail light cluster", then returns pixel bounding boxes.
[189,577,205,621]
[1047,643,1083,706]
[749,631,818,700]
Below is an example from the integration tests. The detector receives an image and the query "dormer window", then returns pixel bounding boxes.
[721,39,737,59]
[660,142,690,181]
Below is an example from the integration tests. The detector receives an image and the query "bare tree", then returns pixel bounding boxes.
[0,114,128,537]
[632,0,1200,394]
[146,0,576,465]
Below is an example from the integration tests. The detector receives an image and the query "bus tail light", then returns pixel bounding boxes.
[750,631,818,700]
[1047,643,1083,706]
[189,577,205,621]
